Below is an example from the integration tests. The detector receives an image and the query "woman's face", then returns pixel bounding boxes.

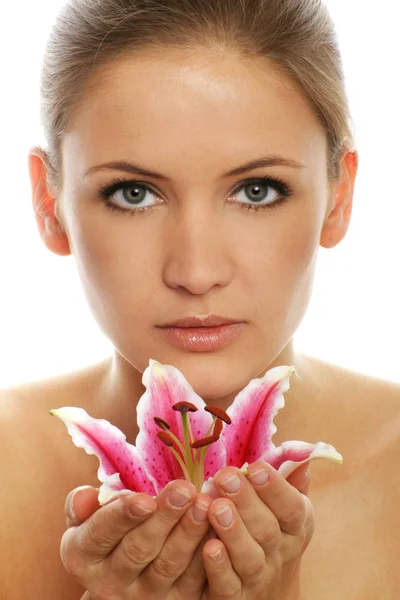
[59,47,337,399]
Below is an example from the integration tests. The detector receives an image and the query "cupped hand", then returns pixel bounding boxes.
[62,481,213,599]
[199,462,314,600]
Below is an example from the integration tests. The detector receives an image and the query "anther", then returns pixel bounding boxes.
[213,419,223,437]
[204,405,232,424]
[191,434,219,449]
[157,430,175,447]
[172,401,198,413]
[154,417,170,430]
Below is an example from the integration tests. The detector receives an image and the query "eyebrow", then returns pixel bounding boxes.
[85,155,306,180]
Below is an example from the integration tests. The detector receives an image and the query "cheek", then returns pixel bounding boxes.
[241,214,319,282]
[238,211,321,324]
[66,211,156,325]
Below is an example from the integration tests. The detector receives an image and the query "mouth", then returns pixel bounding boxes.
[157,319,247,352]
[159,315,244,328]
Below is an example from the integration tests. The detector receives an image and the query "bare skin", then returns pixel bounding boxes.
[2,45,399,597]
[1,352,400,599]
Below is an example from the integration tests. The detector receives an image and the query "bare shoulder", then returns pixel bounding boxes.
[299,355,400,598]
[0,364,108,599]
[0,360,106,491]
[302,352,400,467]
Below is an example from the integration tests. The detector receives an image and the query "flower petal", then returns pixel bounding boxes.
[201,476,219,498]
[259,440,344,478]
[221,366,295,468]
[50,407,157,502]
[203,441,343,497]
[98,473,126,505]
[136,359,225,489]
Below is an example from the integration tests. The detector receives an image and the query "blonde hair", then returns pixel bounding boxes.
[35,0,356,216]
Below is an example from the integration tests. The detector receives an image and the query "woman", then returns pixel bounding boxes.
[1,0,399,598]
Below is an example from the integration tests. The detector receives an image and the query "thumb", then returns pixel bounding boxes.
[286,463,310,496]
[65,485,101,528]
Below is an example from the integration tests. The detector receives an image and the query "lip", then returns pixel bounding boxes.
[158,323,246,352]
[159,315,242,328]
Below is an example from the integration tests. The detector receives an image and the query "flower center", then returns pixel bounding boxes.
[154,401,231,491]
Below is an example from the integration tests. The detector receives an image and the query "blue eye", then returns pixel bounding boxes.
[98,175,293,216]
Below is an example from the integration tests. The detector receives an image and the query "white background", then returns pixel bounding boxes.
[0,1,399,388]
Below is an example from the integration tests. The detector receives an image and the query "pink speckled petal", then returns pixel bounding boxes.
[259,440,343,478]
[220,366,295,468]
[50,407,157,502]
[136,360,223,491]
[202,436,227,481]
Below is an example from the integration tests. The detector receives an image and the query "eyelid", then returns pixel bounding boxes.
[98,174,294,215]
[99,174,293,198]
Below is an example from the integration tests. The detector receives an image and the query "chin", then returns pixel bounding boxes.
[150,349,264,400]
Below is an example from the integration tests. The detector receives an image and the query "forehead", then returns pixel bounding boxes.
[64,48,326,181]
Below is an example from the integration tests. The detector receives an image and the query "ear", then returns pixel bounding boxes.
[320,151,359,249]
[28,148,71,257]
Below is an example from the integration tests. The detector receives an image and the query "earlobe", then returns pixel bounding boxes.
[320,150,359,249]
[28,149,71,257]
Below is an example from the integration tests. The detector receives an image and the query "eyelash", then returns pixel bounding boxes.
[98,175,294,216]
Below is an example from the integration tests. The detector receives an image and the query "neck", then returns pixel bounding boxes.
[92,340,317,444]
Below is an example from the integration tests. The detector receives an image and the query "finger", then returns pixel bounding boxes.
[202,538,241,599]
[141,493,212,595]
[60,490,157,583]
[286,462,310,496]
[105,480,197,587]
[176,527,218,596]
[207,498,267,584]
[176,535,207,594]
[212,466,281,554]
[247,462,310,536]
[65,486,101,528]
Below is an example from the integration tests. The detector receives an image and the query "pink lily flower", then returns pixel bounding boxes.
[50,360,342,504]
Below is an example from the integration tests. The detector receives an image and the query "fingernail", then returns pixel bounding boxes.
[215,505,234,527]
[169,488,192,508]
[66,492,76,520]
[192,501,208,522]
[249,468,269,486]
[220,474,241,494]
[66,486,91,519]
[209,548,223,561]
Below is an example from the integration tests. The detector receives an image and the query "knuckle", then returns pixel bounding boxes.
[60,529,85,577]
[119,535,154,569]
[240,551,265,582]
[283,496,307,526]
[151,553,182,580]
[253,521,281,547]
[84,518,110,550]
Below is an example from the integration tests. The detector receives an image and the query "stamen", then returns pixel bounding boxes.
[156,432,191,482]
[157,430,175,447]
[172,401,197,481]
[213,418,223,437]
[154,416,170,430]
[172,401,198,413]
[191,434,219,449]
[205,405,231,424]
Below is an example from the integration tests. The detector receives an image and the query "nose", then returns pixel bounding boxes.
[162,208,233,295]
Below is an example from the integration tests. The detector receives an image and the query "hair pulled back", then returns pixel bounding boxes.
[36,0,356,201]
